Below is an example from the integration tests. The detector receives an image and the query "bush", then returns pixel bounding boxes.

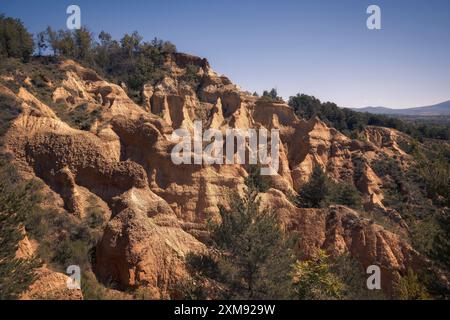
[292,250,344,300]
[297,166,362,209]
[244,165,270,193]
[325,182,363,210]
[181,64,201,89]
[394,269,429,300]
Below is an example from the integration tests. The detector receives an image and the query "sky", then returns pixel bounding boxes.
[1,0,450,108]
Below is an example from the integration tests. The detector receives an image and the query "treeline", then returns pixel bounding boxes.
[1,13,177,101]
[37,27,177,98]
[288,93,450,141]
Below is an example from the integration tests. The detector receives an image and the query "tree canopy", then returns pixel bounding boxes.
[0,14,34,62]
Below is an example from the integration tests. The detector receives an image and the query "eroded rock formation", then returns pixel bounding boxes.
[2,54,423,297]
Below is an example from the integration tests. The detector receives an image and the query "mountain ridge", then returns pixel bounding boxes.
[352,100,450,116]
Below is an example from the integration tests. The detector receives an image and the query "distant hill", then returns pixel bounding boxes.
[353,100,450,116]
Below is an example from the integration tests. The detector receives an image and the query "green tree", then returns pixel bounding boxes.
[181,64,201,88]
[120,31,142,59]
[210,178,294,299]
[0,14,34,62]
[288,94,322,120]
[325,181,363,209]
[297,165,329,208]
[74,27,93,61]
[288,93,450,141]
[55,30,76,57]
[261,88,283,102]
[98,31,112,46]
[44,26,58,55]
[417,154,449,206]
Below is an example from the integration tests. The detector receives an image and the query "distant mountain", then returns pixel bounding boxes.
[352,100,450,116]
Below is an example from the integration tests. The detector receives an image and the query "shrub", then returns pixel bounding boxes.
[325,182,363,210]
[394,269,429,300]
[292,250,344,300]
[181,64,201,89]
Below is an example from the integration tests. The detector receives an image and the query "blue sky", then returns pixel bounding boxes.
[1,0,450,108]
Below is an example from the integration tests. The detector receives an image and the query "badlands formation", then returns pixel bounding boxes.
[2,53,423,298]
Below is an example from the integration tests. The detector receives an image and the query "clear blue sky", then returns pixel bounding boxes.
[2,0,450,108]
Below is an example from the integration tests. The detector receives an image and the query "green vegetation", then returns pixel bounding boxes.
[0,161,42,299]
[184,173,295,299]
[183,168,376,300]
[431,213,450,271]
[296,166,362,209]
[394,269,430,300]
[209,182,295,299]
[244,164,270,193]
[296,166,329,208]
[288,93,450,140]
[0,57,102,131]
[0,92,22,139]
[370,150,450,298]
[0,13,449,300]
[53,103,101,131]
[181,64,202,89]
[0,14,34,62]
[21,191,113,299]
[40,27,176,103]
[0,56,63,101]
[292,251,384,300]
[0,90,112,299]
[292,250,344,300]
[261,88,283,102]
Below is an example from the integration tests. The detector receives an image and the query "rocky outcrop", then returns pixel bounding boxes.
[260,190,423,295]
[95,207,205,298]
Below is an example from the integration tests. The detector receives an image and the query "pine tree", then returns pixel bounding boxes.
[210,175,294,299]
[0,14,34,62]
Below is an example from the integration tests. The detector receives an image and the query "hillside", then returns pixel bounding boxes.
[353,100,450,116]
